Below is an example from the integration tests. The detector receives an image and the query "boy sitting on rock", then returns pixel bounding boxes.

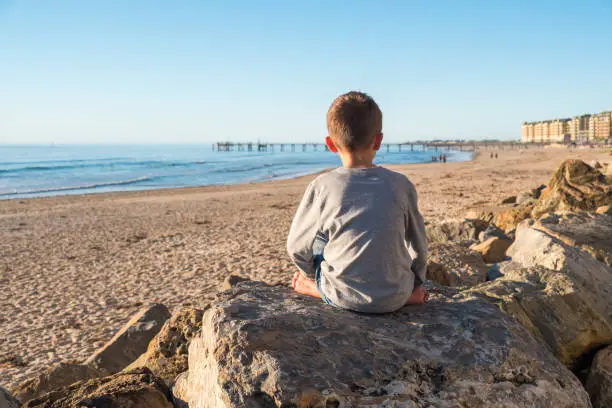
[287,91,428,313]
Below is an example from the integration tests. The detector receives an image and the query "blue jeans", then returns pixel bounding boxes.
[313,232,334,306]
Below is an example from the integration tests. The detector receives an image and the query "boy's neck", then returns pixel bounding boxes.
[338,151,376,169]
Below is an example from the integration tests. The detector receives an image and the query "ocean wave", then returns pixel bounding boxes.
[0,177,152,197]
[0,160,209,174]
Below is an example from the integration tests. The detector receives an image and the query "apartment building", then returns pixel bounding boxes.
[523,110,610,144]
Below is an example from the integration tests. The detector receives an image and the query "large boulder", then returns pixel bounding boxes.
[530,212,612,267]
[85,303,170,375]
[23,368,172,408]
[427,243,488,287]
[124,308,203,385]
[0,386,20,408]
[469,221,612,367]
[532,159,612,218]
[12,362,100,404]
[585,345,612,408]
[470,237,512,264]
[186,281,590,408]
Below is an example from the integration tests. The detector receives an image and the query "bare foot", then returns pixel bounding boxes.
[292,272,322,299]
[405,285,429,305]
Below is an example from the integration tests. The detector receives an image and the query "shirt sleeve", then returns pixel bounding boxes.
[287,181,320,278]
[405,181,428,284]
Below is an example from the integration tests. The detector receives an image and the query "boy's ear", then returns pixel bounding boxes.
[373,133,383,151]
[325,136,339,153]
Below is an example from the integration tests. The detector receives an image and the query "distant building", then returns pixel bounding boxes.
[522,111,610,144]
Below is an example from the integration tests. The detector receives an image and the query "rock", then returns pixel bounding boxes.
[500,195,517,205]
[585,345,612,408]
[23,368,172,408]
[0,386,20,408]
[12,362,100,404]
[124,308,203,385]
[532,159,612,218]
[470,237,512,264]
[171,372,189,408]
[425,218,488,245]
[516,191,536,206]
[186,281,590,408]
[531,212,612,267]
[427,243,488,287]
[85,303,170,375]
[597,205,612,215]
[478,225,508,243]
[493,203,534,232]
[221,275,250,291]
[470,221,612,367]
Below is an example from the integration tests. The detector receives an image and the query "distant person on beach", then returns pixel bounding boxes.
[442,155,447,163]
[287,91,428,313]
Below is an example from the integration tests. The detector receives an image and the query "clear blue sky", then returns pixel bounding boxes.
[1,0,611,144]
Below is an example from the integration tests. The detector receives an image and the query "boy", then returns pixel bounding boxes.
[286,91,428,313]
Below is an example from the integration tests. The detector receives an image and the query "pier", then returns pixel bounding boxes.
[214,141,532,153]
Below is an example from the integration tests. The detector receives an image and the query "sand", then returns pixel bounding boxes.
[0,146,610,388]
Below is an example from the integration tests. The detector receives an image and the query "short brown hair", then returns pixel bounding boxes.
[326,91,382,151]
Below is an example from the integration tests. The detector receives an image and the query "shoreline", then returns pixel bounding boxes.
[1,147,610,389]
[0,149,475,204]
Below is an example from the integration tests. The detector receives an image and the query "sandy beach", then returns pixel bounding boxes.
[0,147,610,388]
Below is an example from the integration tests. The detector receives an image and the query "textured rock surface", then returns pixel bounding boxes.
[12,362,100,404]
[532,159,612,218]
[470,221,612,367]
[596,205,612,215]
[85,303,170,375]
[171,372,189,408]
[477,225,508,243]
[0,386,20,408]
[585,345,612,408]
[425,219,488,245]
[221,275,250,291]
[186,281,590,408]
[470,237,512,264]
[427,243,488,287]
[125,308,203,385]
[23,368,172,408]
[492,203,534,232]
[530,212,612,267]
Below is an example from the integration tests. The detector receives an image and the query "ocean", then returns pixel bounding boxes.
[0,144,472,199]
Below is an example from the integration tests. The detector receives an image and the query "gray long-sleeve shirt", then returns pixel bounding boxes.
[287,166,428,313]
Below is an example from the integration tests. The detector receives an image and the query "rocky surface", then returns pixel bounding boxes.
[23,368,172,408]
[124,307,204,386]
[12,362,100,404]
[0,386,20,408]
[477,225,508,243]
[186,281,590,408]
[529,212,612,267]
[492,203,534,232]
[85,303,170,376]
[427,243,488,287]
[470,237,512,264]
[171,372,189,408]
[221,275,251,291]
[585,345,612,408]
[532,159,612,218]
[470,221,612,367]
[425,218,488,246]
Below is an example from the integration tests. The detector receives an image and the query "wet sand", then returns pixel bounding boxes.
[0,146,609,388]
